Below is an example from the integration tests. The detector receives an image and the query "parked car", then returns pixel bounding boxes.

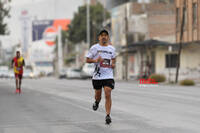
[59,69,67,79]
[66,68,82,79]
[8,70,15,78]
[0,66,9,78]
[32,70,40,79]
[0,69,9,78]
[81,63,95,79]
[23,69,34,79]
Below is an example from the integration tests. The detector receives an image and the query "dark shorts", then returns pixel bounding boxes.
[15,73,23,79]
[92,79,115,90]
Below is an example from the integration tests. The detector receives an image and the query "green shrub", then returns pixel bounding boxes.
[180,79,195,86]
[149,74,166,83]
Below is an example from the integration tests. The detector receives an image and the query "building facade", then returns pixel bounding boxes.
[111,1,176,80]
[174,0,200,81]
[176,0,200,42]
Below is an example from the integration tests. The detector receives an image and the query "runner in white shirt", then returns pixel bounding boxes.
[86,29,116,124]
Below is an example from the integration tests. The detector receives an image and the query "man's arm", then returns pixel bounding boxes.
[86,57,103,64]
[11,59,14,68]
[23,60,25,67]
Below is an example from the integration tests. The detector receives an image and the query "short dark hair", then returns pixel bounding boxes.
[16,51,20,53]
[98,29,109,36]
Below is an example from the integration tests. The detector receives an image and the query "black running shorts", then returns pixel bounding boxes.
[92,79,115,90]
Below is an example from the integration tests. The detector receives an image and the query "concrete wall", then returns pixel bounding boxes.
[155,44,200,81]
[111,3,130,80]
[148,14,176,39]
[115,55,123,80]
[127,52,141,79]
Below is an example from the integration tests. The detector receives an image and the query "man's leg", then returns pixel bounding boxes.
[15,74,19,93]
[18,75,22,93]
[104,86,112,115]
[15,78,18,89]
[93,89,102,111]
[104,86,112,124]
[95,89,102,102]
[92,80,102,111]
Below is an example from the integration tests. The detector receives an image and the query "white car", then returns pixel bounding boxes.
[8,70,15,78]
[66,68,82,79]
[81,63,95,79]
[23,69,34,79]
[0,66,9,78]
[0,69,9,78]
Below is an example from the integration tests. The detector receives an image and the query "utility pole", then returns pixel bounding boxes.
[86,0,90,49]
[103,0,106,22]
[175,0,186,83]
[58,26,63,75]
[124,3,129,81]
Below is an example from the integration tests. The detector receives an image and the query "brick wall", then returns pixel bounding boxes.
[130,2,176,39]
[148,14,176,38]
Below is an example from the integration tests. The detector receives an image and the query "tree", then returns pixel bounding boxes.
[0,0,11,35]
[66,2,110,46]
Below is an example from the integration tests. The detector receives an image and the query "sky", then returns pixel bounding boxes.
[10,0,45,6]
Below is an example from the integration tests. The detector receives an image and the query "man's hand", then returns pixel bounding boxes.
[11,64,15,68]
[86,57,103,63]
[11,60,14,68]
[95,56,103,63]
[111,63,115,69]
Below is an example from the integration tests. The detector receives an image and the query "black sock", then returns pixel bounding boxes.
[106,114,110,117]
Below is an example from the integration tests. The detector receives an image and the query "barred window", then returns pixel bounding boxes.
[165,54,178,68]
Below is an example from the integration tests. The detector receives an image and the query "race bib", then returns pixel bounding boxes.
[100,59,111,68]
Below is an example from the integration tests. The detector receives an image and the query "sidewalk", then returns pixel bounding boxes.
[115,78,200,88]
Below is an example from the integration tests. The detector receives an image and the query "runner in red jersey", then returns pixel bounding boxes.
[11,51,25,94]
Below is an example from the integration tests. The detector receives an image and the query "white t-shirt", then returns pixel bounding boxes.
[86,43,116,80]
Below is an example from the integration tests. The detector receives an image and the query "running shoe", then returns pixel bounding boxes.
[105,115,112,124]
[92,101,99,111]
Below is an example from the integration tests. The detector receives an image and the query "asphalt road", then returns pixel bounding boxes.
[0,78,200,133]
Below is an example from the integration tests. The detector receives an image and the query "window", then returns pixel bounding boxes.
[165,54,178,68]
[193,3,197,28]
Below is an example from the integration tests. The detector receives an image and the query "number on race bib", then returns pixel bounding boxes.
[100,59,111,68]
